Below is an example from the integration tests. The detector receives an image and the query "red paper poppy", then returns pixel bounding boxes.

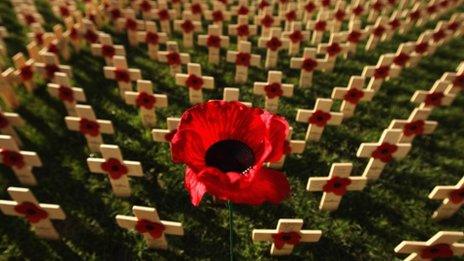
[347,31,362,43]
[24,14,36,25]
[165,129,177,142]
[140,0,152,12]
[335,10,346,21]
[170,100,290,206]
[206,35,221,48]
[45,64,60,79]
[409,10,421,21]
[432,30,446,42]
[191,3,202,14]
[264,83,283,99]
[323,176,352,196]
[1,149,25,169]
[424,92,444,106]
[0,113,9,129]
[352,5,364,16]
[114,68,130,83]
[308,110,332,127]
[58,85,74,103]
[373,26,386,37]
[258,0,270,9]
[371,142,398,163]
[272,231,301,249]
[420,244,454,259]
[158,9,170,21]
[447,22,459,32]
[305,2,316,13]
[186,74,204,90]
[315,21,327,31]
[167,52,181,66]
[372,1,383,11]
[440,0,449,7]
[426,5,437,14]
[126,18,138,31]
[415,42,429,54]
[59,6,70,17]
[84,30,99,43]
[181,20,195,34]
[403,120,425,136]
[101,157,128,180]
[285,11,296,22]
[20,65,34,81]
[135,91,156,109]
[47,43,58,54]
[212,10,224,22]
[101,44,116,58]
[135,219,166,239]
[374,66,390,79]
[79,118,100,137]
[449,187,464,204]
[261,15,274,28]
[344,88,364,104]
[145,32,159,45]
[389,19,401,30]
[288,30,303,43]
[237,6,249,15]
[302,58,318,72]
[452,74,464,88]
[393,53,410,66]
[235,52,251,67]
[321,0,330,6]
[14,202,49,223]
[70,28,79,40]
[266,37,282,51]
[110,9,122,19]
[236,25,250,37]
[326,43,342,57]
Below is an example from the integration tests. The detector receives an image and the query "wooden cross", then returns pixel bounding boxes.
[331,76,375,118]
[87,144,143,197]
[356,129,411,180]
[362,55,401,92]
[253,71,293,113]
[226,41,261,83]
[254,10,281,37]
[51,1,76,21]
[228,15,258,44]
[124,80,168,128]
[204,2,231,34]
[401,2,423,34]
[306,11,333,44]
[27,24,49,48]
[91,33,126,65]
[258,28,289,69]
[307,163,367,211]
[367,0,385,23]
[222,88,252,107]
[64,105,114,152]
[63,17,81,51]
[130,0,156,19]
[34,52,72,82]
[281,2,300,31]
[17,7,44,27]
[267,127,305,169]
[317,33,349,72]
[12,52,36,93]
[47,72,86,116]
[339,20,371,57]
[411,80,455,109]
[158,41,191,76]
[290,48,329,88]
[388,108,438,143]
[151,117,181,143]
[150,0,176,34]
[198,25,230,64]
[365,17,389,51]
[103,55,142,99]
[136,21,168,60]
[184,0,207,21]
[295,98,343,141]
[0,187,65,240]
[230,0,256,18]
[282,21,310,55]
[0,135,42,185]
[81,19,100,45]
[0,68,20,109]
[384,11,403,41]
[428,177,464,220]
[442,61,464,96]
[173,11,202,48]
[252,219,322,255]
[116,205,184,249]
[395,231,464,260]
[175,63,214,104]
[0,109,24,146]
[330,0,348,32]
[390,42,417,71]
[115,9,145,46]
[51,24,71,61]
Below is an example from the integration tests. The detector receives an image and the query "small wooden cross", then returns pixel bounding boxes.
[116,205,184,249]
[339,20,371,57]
[63,17,82,51]
[365,17,389,51]
[228,15,258,44]
[307,163,367,211]
[81,19,100,45]
[91,33,126,65]
[253,71,294,113]
[125,80,168,128]
[295,98,343,141]
[330,0,348,32]
[367,0,385,23]
[64,105,114,152]
[394,231,464,260]
[115,9,145,46]
[442,61,464,96]
[87,144,143,197]
[230,0,256,18]
[411,80,455,109]
[12,52,36,92]
[204,2,231,34]
[362,55,401,92]
[331,76,375,118]
[47,72,86,116]
[402,3,422,33]
[150,0,176,34]
[103,55,142,99]
[27,24,49,48]
[290,48,329,88]
[384,11,403,41]
[51,24,71,61]
[136,21,168,60]
[281,2,300,31]
[388,108,438,143]
[390,42,416,71]
[17,7,44,27]
[428,177,464,221]
[252,218,322,255]
[267,127,305,169]
[151,117,181,143]
[0,135,42,185]
[34,52,72,82]
[51,1,76,21]
[226,41,261,83]
[317,33,349,72]
[173,11,202,48]
[254,10,281,37]
[184,0,207,21]
[356,129,411,180]
[258,28,290,69]
[0,68,20,109]
[130,0,155,19]
[306,11,334,44]
[0,109,24,146]
[0,187,65,240]
[222,88,252,107]
[198,25,230,64]
[158,41,191,76]
[282,21,310,55]
[175,63,214,104]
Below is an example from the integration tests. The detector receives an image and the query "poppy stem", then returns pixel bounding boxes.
[228,201,234,261]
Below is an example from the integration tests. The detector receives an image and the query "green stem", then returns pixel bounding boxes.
[228,201,234,261]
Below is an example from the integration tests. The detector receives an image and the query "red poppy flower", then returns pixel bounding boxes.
[1,149,25,169]
[235,52,251,67]
[167,52,181,66]
[302,58,318,72]
[393,53,410,66]
[335,10,346,21]
[424,92,444,106]
[212,10,224,22]
[409,10,421,20]
[440,0,449,7]
[347,31,362,43]
[374,66,390,79]
[24,14,36,25]
[170,100,290,206]
[58,85,74,103]
[373,26,386,37]
[321,0,330,6]
[432,30,446,42]
[305,2,316,13]
[70,28,79,40]
[84,30,99,43]
[344,88,364,104]
[101,157,128,179]
[59,6,70,17]
[20,65,34,81]
[264,83,283,99]
[452,74,464,88]
[326,43,342,57]
[45,64,60,79]
[261,15,274,28]
[308,110,332,127]
[288,30,303,43]
[272,231,301,249]
[165,129,177,142]
[420,244,454,259]
[372,1,383,11]
[415,42,429,54]
[371,142,398,163]
[111,9,122,19]
[140,0,152,12]
[158,9,170,20]
[285,11,296,22]
[403,120,425,136]
[449,188,464,204]
[266,37,282,51]
[323,176,352,196]
[191,3,202,14]
[236,25,250,37]
[115,68,130,83]
[0,113,9,129]
[237,6,249,15]
[79,118,100,137]
[426,5,437,14]
[135,219,166,239]
[145,32,159,45]
[206,35,221,48]
[315,21,327,31]
[101,44,116,58]
[136,91,156,109]
[186,74,204,90]
[389,19,401,30]
[352,5,364,16]
[181,20,195,33]
[14,202,49,223]
[447,22,459,32]
[47,43,58,54]
[126,18,138,31]
[258,0,270,9]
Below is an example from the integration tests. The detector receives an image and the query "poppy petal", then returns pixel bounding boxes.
[185,167,208,206]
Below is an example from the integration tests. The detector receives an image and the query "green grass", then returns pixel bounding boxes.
[0,1,464,260]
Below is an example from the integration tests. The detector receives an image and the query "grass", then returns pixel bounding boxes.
[0,1,463,260]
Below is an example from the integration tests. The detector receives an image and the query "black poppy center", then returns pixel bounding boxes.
[26,209,37,215]
[333,182,342,188]
[205,139,255,174]
[281,234,291,241]
[111,165,120,172]
[430,247,439,253]
[145,224,154,231]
